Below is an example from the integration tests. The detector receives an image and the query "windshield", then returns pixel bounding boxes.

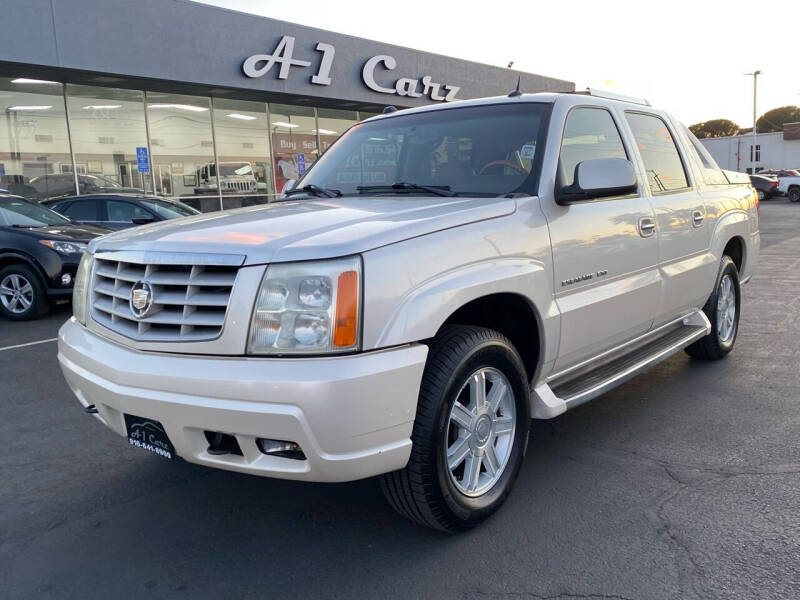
[298,102,551,197]
[0,197,71,227]
[140,198,199,218]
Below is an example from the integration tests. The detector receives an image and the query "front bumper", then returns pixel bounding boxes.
[58,318,428,482]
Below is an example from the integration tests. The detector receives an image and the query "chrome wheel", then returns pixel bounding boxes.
[0,273,34,314]
[757,189,765,201]
[444,367,516,497]
[716,273,736,342]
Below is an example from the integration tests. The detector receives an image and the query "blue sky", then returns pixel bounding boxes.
[197,0,799,127]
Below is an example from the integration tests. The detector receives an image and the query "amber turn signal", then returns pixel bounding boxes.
[333,270,359,347]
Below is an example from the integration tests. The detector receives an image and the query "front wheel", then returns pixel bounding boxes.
[380,325,530,532]
[789,187,800,203]
[756,189,765,201]
[685,256,740,360]
[0,264,48,321]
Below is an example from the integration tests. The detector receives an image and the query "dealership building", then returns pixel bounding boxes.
[700,124,800,174]
[0,0,574,213]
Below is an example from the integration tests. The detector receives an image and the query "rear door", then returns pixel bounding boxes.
[542,105,661,372]
[623,112,714,326]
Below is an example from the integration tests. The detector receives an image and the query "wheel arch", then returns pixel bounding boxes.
[369,257,556,383]
[0,251,48,284]
[439,292,543,383]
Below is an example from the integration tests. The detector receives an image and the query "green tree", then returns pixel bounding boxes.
[689,119,740,139]
[756,106,800,133]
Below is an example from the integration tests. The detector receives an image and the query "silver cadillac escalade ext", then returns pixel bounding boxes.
[58,90,759,531]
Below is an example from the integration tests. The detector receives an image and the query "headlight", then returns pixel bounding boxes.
[40,240,87,255]
[72,252,93,325]
[248,256,361,355]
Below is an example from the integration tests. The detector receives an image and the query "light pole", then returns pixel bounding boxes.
[745,70,761,173]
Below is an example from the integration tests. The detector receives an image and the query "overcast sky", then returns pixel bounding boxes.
[197,0,798,127]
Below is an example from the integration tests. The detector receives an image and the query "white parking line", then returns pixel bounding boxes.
[0,338,58,352]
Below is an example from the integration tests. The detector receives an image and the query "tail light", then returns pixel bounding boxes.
[770,180,778,188]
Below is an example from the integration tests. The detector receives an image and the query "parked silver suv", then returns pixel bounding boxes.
[58,91,759,531]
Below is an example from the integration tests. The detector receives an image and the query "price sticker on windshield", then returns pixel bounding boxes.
[520,144,536,160]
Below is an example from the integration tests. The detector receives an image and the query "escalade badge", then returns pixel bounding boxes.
[130,281,154,318]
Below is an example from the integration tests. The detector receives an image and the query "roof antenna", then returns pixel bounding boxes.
[508,76,522,97]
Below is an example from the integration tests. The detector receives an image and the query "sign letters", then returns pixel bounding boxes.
[243,35,460,102]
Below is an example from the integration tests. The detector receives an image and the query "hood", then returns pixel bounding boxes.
[9,223,110,242]
[90,196,516,264]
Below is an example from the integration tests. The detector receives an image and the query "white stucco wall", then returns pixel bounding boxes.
[701,132,800,173]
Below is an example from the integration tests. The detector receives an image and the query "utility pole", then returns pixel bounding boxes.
[745,70,761,173]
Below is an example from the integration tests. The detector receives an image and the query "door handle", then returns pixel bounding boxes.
[638,217,656,237]
[692,210,704,227]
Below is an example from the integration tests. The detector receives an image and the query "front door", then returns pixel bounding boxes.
[542,106,661,373]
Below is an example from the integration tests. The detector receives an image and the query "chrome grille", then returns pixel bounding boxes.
[90,251,243,342]
[222,180,253,192]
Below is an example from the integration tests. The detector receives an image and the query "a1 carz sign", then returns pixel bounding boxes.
[243,35,460,102]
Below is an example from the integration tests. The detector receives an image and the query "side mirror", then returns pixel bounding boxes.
[131,216,157,225]
[557,158,637,204]
[280,178,297,195]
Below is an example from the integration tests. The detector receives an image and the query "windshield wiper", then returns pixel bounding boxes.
[283,184,341,198]
[357,182,455,197]
[10,224,46,228]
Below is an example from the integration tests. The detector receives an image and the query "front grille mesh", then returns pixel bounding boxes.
[91,256,239,342]
[223,180,252,192]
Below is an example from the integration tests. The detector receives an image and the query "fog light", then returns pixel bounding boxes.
[256,438,305,460]
[61,273,72,286]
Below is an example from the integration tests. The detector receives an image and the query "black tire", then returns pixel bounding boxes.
[685,256,740,360]
[756,189,765,202]
[789,187,800,203]
[380,325,530,532]
[0,264,49,321]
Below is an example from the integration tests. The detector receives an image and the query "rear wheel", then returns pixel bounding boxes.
[756,189,765,201]
[0,264,48,321]
[380,325,530,532]
[685,256,740,360]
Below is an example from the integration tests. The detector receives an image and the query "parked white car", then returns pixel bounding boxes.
[58,90,759,531]
[776,175,800,202]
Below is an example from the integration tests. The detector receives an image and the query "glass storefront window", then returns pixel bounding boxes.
[211,97,274,210]
[316,108,358,155]
[66,84,153,196]
[0,77,73,200]
[269,104,318,194]
[146,92,218,212]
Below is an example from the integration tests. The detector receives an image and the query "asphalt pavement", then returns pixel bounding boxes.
[1,198,798,599]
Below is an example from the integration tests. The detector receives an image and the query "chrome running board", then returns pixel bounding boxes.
[530,310,711,419]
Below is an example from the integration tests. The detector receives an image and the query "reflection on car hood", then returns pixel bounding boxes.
[90,196,517,264]
[10,223,110,242]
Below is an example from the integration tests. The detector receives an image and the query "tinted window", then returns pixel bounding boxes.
[559,107,627,187]
[62,200,99,221]
[299,103,550,196]
[625,113,689,193]
[140,198,198,218]
[107,200,152,222]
